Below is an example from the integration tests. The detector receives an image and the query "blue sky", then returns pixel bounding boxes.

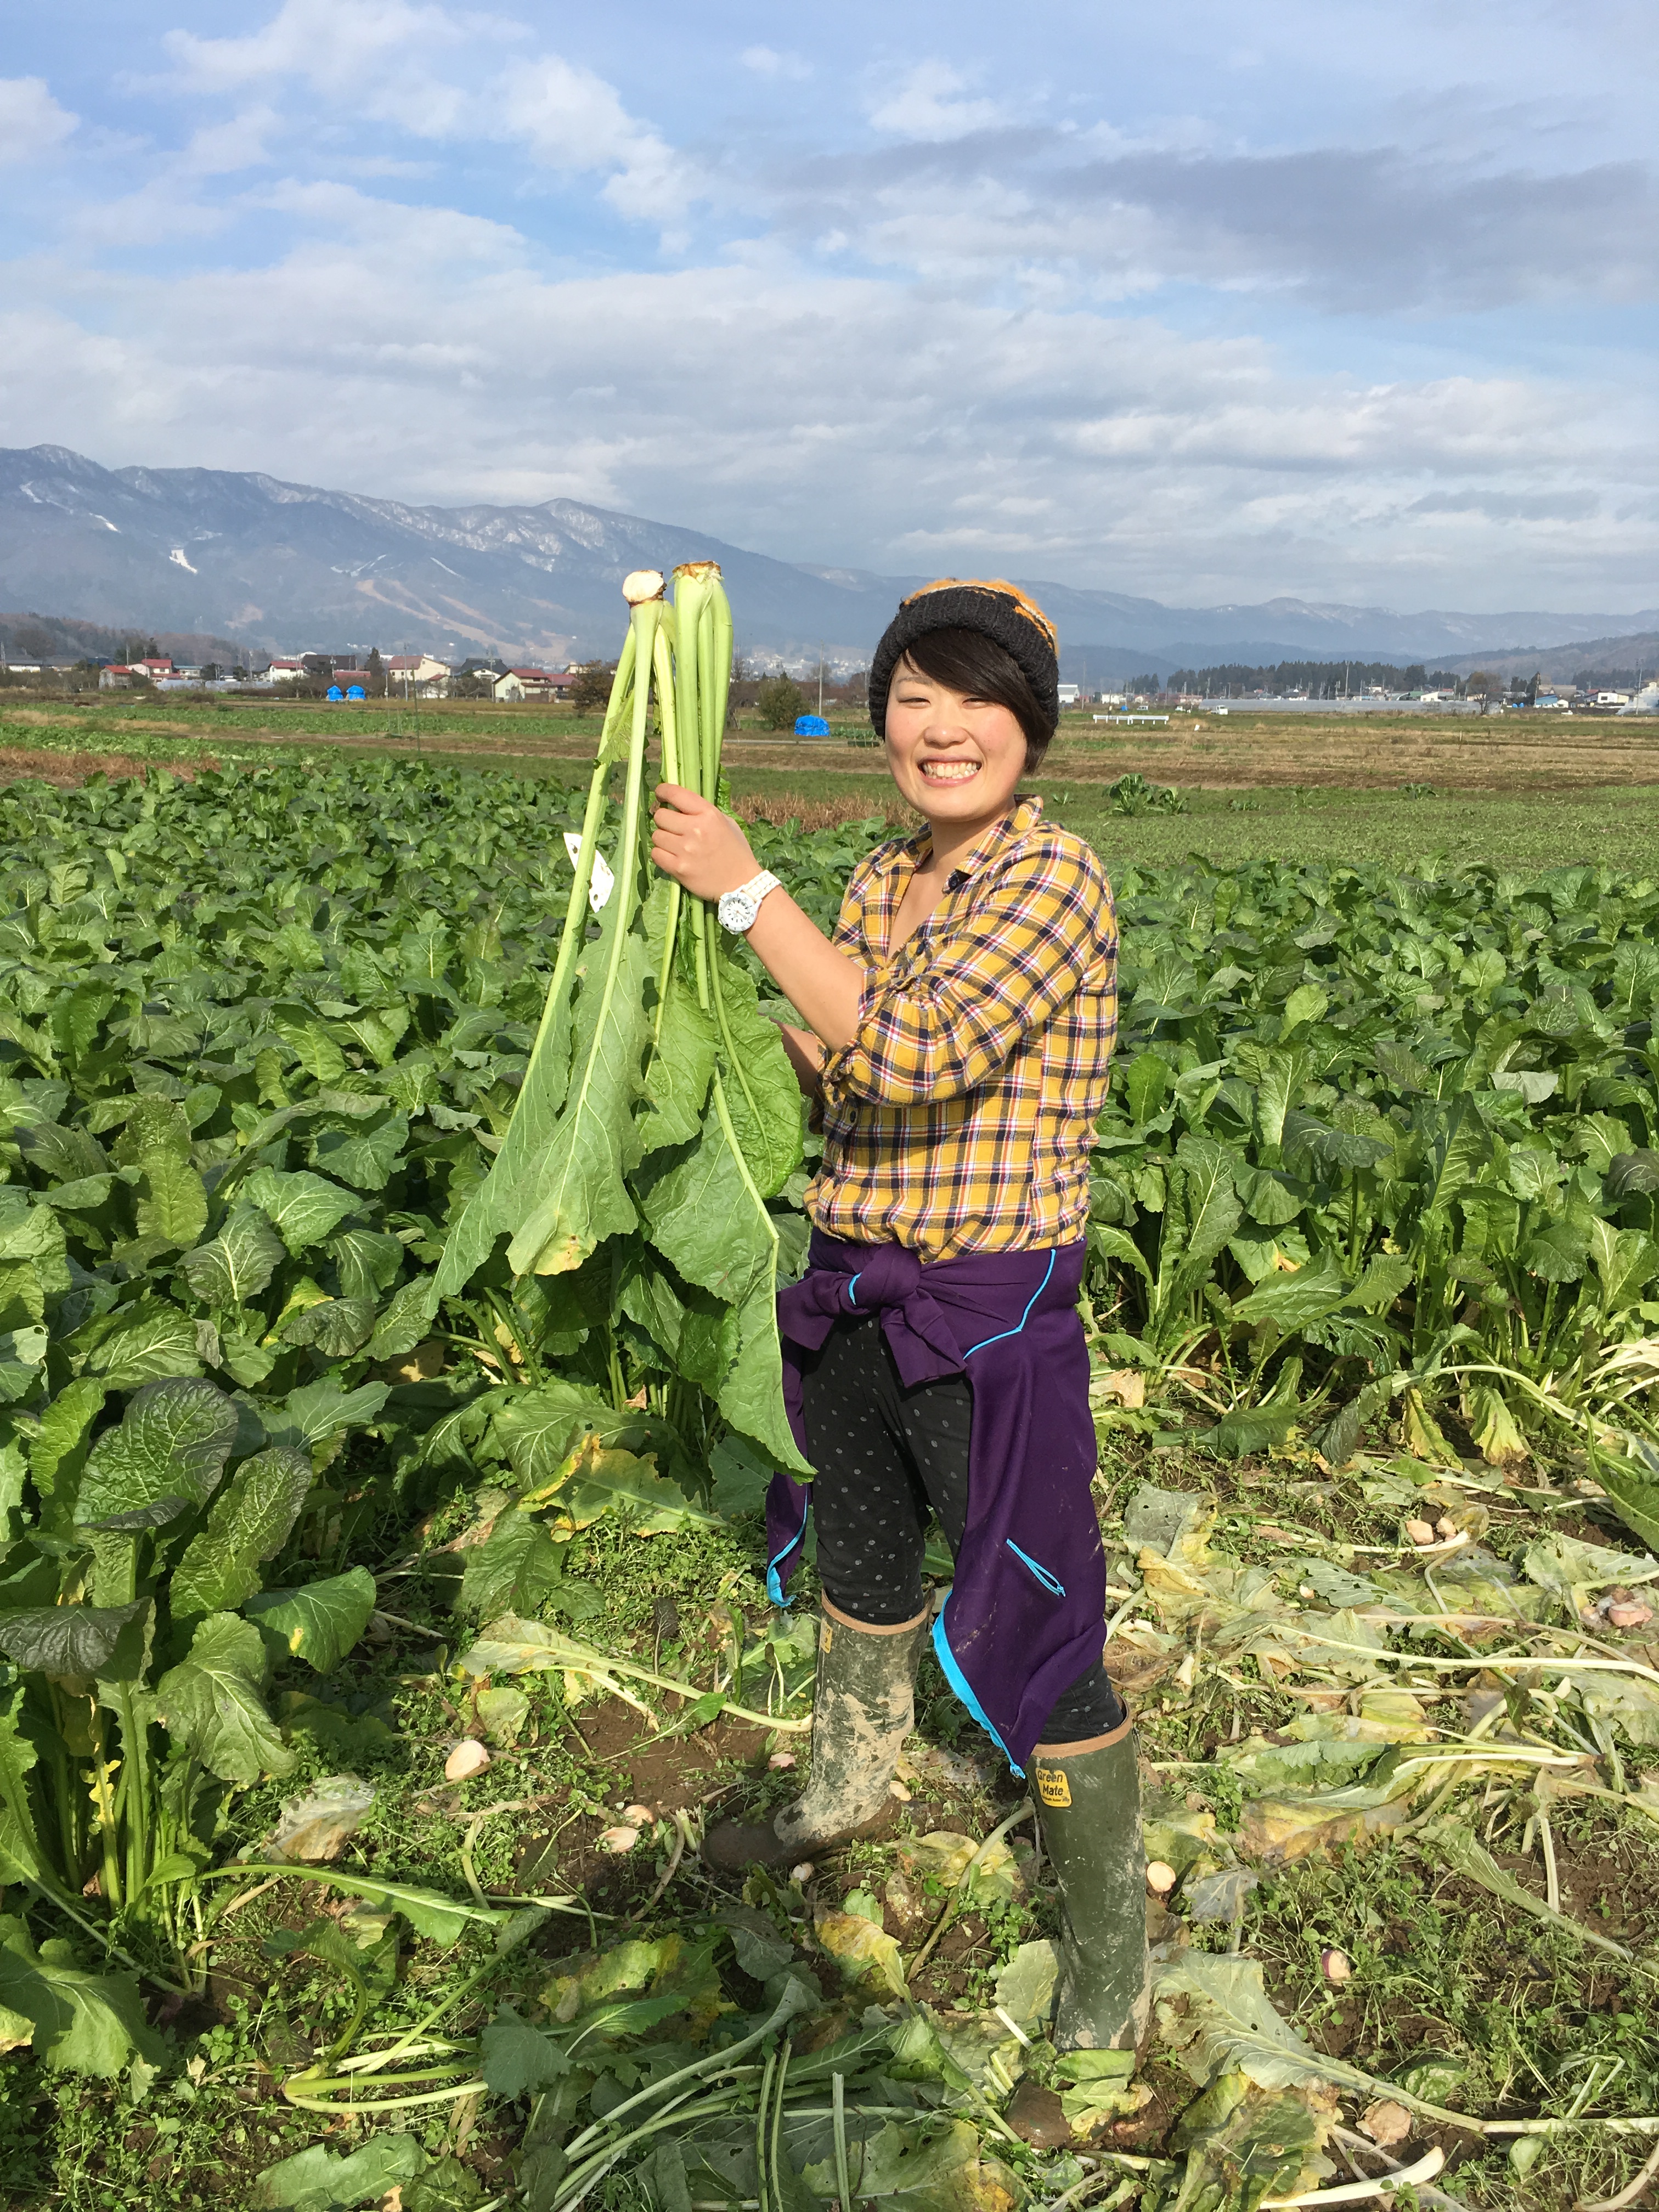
[1,0,1655,611]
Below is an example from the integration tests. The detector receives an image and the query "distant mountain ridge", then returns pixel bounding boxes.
[0,444,1652,675]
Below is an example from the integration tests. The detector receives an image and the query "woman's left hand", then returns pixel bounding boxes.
[651,785,759,901]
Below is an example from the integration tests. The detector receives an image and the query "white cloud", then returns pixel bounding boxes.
[163,1,691,228]
[867,62,1001,143]
[494,55,687,222]
[7,1,1655,615]
[179,109,280,176]
[163,0,482,140]
[741,47,810,81]
[1,202,1651,608]
[165,0,466,94]
[0,77,77,165]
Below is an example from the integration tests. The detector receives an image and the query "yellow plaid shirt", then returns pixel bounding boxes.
[806,797,1118,1260]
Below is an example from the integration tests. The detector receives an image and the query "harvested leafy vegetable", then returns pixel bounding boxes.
[437,564,809,1474]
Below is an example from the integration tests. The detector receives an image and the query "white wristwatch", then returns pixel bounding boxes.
[717,870,781,934]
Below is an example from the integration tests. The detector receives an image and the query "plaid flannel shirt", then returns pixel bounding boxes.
[805,796,1118,1260]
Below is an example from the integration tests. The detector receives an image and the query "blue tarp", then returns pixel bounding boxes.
[326,685,343,702]
[794,713,830,736]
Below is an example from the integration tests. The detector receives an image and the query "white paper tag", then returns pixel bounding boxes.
[564,832,615,913]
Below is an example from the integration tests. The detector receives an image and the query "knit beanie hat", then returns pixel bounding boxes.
[867,578,1060,740]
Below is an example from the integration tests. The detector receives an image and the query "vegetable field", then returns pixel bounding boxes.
[0,745,1657,2211]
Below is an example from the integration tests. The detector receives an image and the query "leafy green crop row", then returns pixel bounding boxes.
[0,754,1655,2085]
[1088,854,1659,1525]
[0,757,872,2069]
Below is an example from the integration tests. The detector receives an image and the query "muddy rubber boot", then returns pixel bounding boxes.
[702,1600,928,1872]
[1032,1719,1151,2051]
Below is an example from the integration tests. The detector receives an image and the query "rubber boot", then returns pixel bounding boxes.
[702,1599,928,1871]
[1032,1719,1151,2051]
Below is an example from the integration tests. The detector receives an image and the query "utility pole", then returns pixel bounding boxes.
[818,643,825,719]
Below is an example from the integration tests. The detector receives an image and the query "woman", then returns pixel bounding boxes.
[650,579,1146,2053]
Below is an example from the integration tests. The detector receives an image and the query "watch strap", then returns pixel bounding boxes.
[718,870,781,933]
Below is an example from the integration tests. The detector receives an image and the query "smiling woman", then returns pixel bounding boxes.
[654,579,1147,2057]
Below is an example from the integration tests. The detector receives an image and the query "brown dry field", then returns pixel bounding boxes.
[7,698,1653,794]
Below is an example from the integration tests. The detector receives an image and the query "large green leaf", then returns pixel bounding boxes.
[504,929,651,1278]
[279,1295,377,1357]
[114,1094,191,1167]
[365,1274,438,1361]
[76,1378,240,1525]
[1229,1248,1350,1329]
[0,1189,67,1269]
[489,1379,651,1484]
[179,1206,288,1306]
[460,1510,572,1620]
[0,1683,43,1884]
[1124,1051,1171,1125]
[134,1153,208,1250]
[310,1112,409,1192]
[155,1612,294,1782]
[0,1327,48,1404]
[433,978,577,1294]
[1602,1443,1659,1556]
[0,1600,146,1681]
[246,1566,377,1671]
[711,950,804,1200]
[255,2133,426,2210]
[635,976,717,1158]
[263,1378,390,1450]
[27,1378,104,1525]
[243,1167,362,1255]
[1176,1136,1244,1274]
[636,1092,774,1307]
[0,1916,164,2077]
[74,1296,202,1387]
[170,1446,315,1623]
[716,1264,811,1472]
[1589,1219,1659,1314]
[328,1227,403,1298]
[17,1120,111,1184]
[619,1247,737,1397]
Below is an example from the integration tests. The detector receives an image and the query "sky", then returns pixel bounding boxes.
[0,0,1655,613]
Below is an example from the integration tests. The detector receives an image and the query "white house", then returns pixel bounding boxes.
[385,654,450,695]
[493,667,575,702]
[1057,683,1081,707]
[266,658,308,683]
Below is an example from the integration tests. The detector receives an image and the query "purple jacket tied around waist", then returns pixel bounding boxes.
[765,1231,1106,1775]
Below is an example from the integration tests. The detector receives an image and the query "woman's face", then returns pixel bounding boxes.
[883,655,1027,832]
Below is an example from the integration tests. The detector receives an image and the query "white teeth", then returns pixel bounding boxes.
[921,761,979,781]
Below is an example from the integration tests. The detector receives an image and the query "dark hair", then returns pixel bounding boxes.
[889,626,1053,771]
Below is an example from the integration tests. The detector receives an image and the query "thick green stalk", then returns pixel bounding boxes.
[698,594,725,801]
[536,757,612,1050]
[754,2044,777,2212]
[650,622,685,1053]
[672,570,710,800]
[769,2039,792,2212]
[505,600,659,1278]
[562,1979,811,2163]
[538,622,639,1036]
[832,2073,853,2212]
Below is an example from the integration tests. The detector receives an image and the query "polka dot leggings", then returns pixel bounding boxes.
[800,1312,1124,1744]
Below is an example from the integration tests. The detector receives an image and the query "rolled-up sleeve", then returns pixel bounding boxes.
[822,843,1113,1108]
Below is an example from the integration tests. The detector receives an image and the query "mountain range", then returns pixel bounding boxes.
[1,444,1654,680]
